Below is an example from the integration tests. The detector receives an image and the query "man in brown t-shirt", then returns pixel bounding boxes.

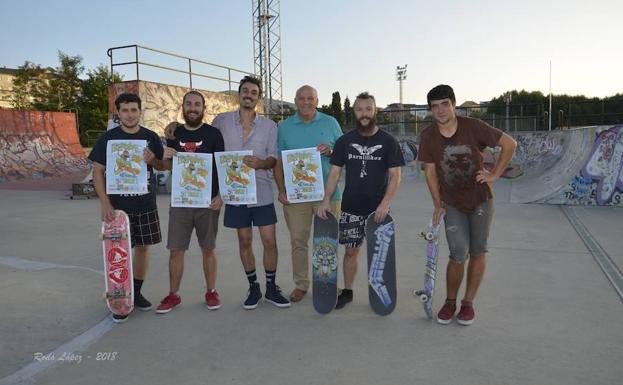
[418,85,517,325]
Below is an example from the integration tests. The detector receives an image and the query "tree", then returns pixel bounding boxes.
[10,61,47,110]
[330,91,345,127]
[77,65,122,144]
[39,51,84,111]
[343,96,352,124]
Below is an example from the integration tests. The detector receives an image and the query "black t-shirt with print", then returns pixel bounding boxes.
[331,128,405,216]
[167,123,225,198]
[88,126,164,213]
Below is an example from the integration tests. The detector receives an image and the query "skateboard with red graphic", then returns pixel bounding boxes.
[101,210,134,316]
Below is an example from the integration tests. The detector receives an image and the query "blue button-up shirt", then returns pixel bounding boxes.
[212,110,278,207]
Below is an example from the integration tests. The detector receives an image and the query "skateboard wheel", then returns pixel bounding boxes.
[413,290,428,302]
[424,232,435,241]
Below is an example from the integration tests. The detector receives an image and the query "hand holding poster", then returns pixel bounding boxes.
[282,147,324,203]
[106,140,148,194]
[214,151,257,205]
[171,152,213,207]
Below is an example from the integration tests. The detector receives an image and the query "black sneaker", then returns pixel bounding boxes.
[134,293,152,311]
[243,282,262,310]
[335,289,353,309]
[112,313,128,323]
[265,284,291,308]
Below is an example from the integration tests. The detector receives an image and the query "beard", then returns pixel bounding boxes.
[183,110,204,127]
[356,115,376,134]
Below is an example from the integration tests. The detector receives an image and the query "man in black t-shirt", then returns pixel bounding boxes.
[88,93,167,323]
[155,91,226,314]
[317,92,405,309]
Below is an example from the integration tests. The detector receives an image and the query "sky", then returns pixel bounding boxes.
[1,0,621,107]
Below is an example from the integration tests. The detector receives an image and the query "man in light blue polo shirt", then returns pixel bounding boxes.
[274,84,343,303]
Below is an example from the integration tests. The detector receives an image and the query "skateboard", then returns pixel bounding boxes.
[365,212,397,316]
[312,212,339,314]
[101,210,134,316]
[413,217,444,319]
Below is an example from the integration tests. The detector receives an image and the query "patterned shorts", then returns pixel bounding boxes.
[127,209,162,247]
[338,211,368,248]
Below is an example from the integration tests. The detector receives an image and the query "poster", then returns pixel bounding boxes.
[282,147,324,203]
[171,152,213,208]
[214,151,257,205]
[106,140,148,194]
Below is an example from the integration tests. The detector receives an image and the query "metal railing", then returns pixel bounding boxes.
[106,44,254,92]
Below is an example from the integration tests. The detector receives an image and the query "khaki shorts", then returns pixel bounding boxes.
[167,207,220,251]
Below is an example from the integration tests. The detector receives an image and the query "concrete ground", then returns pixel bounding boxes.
[1,173,622,385]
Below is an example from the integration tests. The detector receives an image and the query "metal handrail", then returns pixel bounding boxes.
[107,44,253,92]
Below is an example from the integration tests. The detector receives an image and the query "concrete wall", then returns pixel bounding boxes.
[0,109,89,183]
[508,126,623,206]
[108,80,261,136]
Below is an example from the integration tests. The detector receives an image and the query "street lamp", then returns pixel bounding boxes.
[504,91,512,132]
[396,65,407,135]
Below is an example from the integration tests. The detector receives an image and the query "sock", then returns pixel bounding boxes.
[246,269,257,285]
[134,279,144,296]
[265,270,276,286]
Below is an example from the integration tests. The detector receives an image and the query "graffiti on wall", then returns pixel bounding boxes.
[108,80,257,137]
[0,110,89,183]
[568,126,623,205]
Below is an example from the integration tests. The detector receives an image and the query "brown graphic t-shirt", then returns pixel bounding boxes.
[418,116,502,212]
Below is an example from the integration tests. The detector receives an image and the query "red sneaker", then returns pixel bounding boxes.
[457,301,475,325]
[205,289,221,310]
[156,293,181,314]
[436,300,457,325]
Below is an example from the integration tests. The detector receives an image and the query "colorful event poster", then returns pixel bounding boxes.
[282,147,324,203]
[106,140,148,194]
[214,151,257,205]
[171,152,213,208]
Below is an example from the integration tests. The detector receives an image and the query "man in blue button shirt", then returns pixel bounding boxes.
[274,85,343,302]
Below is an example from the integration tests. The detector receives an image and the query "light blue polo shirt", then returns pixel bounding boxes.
[278,111,343,201]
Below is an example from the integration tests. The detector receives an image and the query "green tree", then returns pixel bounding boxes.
[37,51,84,111]
[330,91,345,127]
[10,61,47,110]
[77,65,122,144]
[343,96,352,124]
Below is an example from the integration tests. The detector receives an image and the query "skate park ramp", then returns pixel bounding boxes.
[0,109,90,190]
[508,125,623,206]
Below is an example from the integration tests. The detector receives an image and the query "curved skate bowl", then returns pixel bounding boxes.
[0,109,90,190]
[509,125,623,206]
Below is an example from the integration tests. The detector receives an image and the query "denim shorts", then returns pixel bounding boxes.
[444,200,494,262]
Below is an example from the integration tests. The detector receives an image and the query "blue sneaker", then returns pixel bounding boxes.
[265,284,291,308]
[243,283,262,310]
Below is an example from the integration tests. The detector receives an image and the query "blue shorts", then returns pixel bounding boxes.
[224,203,277,228]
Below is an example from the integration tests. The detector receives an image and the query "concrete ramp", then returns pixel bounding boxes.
[509,125,623,206]
[0,109,90,190]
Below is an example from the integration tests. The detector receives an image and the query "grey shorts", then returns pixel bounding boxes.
[444,200,494,262]
[167,207,220,251]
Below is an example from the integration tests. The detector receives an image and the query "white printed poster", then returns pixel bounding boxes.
[214,151,257,205]
[106,140,148,194]
[282,147,324,203]
[171,152,213,208]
